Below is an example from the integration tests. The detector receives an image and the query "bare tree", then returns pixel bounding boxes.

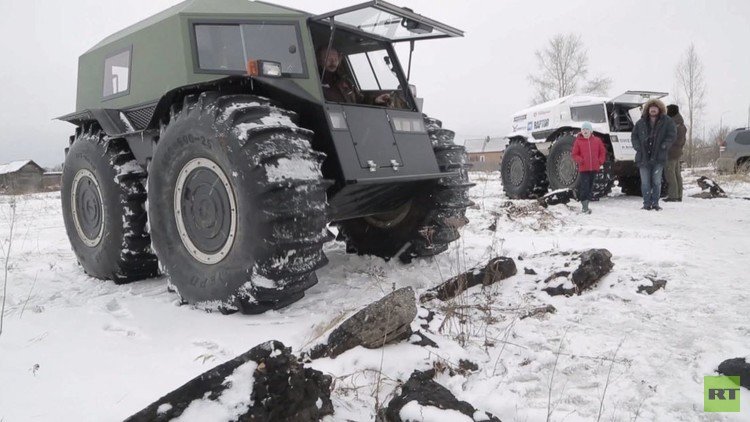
[582,76,612,97]
[675,43,707,168]
[528,33,612,104]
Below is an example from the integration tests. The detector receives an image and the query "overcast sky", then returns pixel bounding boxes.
[0,0,748,166]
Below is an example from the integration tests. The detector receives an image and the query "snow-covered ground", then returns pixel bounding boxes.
[0,171,748,421]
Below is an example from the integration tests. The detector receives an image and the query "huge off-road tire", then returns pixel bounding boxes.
[338,117,474,263]
[61,126,159,283]
[546,132,615,200]
[148,92,331,314]
[618,176,641,196]
[501,138,548,199]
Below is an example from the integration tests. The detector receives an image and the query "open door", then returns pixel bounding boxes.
[611,91,668,104]
[313,0,463,42]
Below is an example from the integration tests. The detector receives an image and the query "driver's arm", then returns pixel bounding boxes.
[373,93,390,105]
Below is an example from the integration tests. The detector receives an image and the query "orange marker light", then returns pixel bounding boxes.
[246,59,259,76]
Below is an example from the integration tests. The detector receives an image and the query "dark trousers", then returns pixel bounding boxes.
[639,162,664,207]
[665,159,683,199]
[578,171,596,201]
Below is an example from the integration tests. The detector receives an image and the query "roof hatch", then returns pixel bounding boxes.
[611,91,668,104]
[313,0,463,42]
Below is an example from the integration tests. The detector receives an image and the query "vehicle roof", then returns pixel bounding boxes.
[727,127,750,139]
[87,0,308,53]
[512,94,609,118]
[0,160,43,175]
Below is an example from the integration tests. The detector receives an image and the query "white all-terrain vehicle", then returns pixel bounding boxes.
[501,91,668,199]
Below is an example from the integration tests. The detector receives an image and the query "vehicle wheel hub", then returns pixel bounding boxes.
[364,200,413,229]
[174,158,237,265]
[71,169,104,247]
[556,151,578,186]
[508,155,525,186]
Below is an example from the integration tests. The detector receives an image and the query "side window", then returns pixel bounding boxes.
[347,50,400,91]
[103,49,131,98]
[734,131,750,146]
[242,24,304,75]
[570,105,607,123]
[194,23,305,76]
[195,25,246,71]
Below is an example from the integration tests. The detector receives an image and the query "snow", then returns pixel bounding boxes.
[219,102,262,121]
[174,361,257,422]
[234,111,297,141]
[114,159,143,181]
[1,170,749,421]
[156,403,172,414]
[265,156,321,183]
[399,401,474,421]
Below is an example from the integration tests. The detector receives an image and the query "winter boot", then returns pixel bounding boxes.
[582,200,591,214]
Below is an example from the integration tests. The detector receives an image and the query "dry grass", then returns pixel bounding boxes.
[300,310,350,352]
[493,201,562,232]
[0,196,17,338]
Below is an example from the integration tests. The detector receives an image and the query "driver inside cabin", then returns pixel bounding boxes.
[316,46,392,106]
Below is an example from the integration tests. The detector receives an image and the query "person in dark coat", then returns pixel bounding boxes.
[317,47,390,105]
[664,104,687,201]
[572,121,607,214]
[631,99,676,211]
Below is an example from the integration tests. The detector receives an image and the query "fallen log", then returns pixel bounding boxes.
[420,257,517,302]
[384,370,501,422]
[126,341,333,422]
[309,287,417,359]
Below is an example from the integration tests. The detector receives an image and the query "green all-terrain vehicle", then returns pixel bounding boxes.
[58,0,473,313]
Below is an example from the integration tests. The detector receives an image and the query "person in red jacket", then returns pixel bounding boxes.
[571,121,606,214]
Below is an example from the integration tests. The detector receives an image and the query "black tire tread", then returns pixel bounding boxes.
[501,138,549,199]
[152,92,330,312]
[65,126,158,284]
[337,116,474,262]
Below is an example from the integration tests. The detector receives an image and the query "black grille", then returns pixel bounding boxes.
[125,105,156,130]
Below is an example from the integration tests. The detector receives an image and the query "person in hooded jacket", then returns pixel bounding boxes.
[631,99,676,211]
[664,104,687,201]
[571,121,607,214]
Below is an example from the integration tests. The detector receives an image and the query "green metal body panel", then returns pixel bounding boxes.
[75,0,322,112]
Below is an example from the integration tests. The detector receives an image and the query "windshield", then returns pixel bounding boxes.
[333,8,436,41]
[571,104,607,124]
[347,50,400,90]
[311,22,413,109]
[193,22,305,76]
[314,2,463,42]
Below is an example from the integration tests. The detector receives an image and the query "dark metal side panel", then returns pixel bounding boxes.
[327,104,440,183]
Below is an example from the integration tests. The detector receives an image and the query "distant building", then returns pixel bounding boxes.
[463,137,507,171]
[42,172,63,191]
[0,160,60,194]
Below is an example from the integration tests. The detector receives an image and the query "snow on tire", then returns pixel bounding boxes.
[147,92,331,314]
[61,126,159,283]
